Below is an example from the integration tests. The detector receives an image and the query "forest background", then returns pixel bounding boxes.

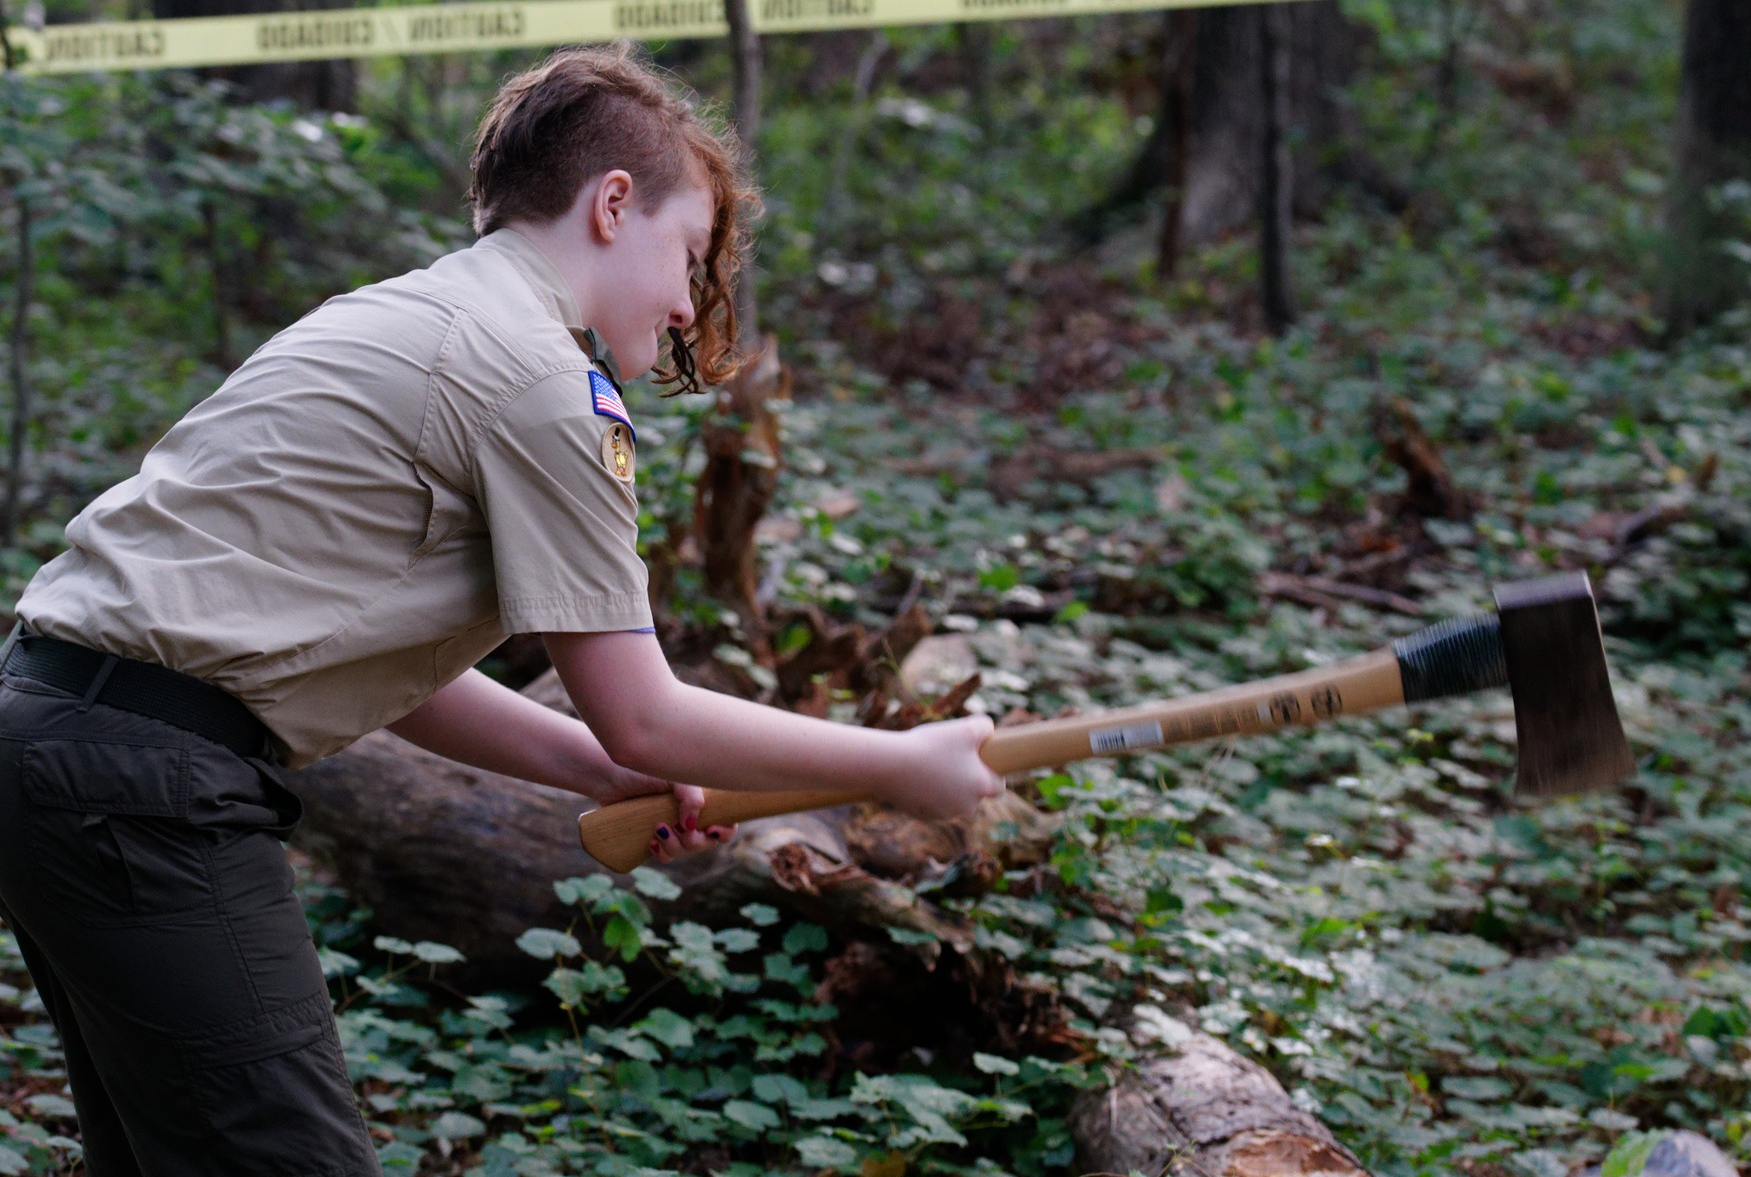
[1,0,1749,1174]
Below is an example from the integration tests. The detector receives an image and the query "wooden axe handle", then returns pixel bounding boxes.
[577,788,866,874]
[979,647,1403,771]
[577,648,1406,873]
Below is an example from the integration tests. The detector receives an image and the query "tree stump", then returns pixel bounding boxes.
[694,336,787,651]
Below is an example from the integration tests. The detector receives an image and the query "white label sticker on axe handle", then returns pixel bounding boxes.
[1089,721,1165,756]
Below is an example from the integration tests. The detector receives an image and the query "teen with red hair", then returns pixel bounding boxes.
[0,44,1001,1175]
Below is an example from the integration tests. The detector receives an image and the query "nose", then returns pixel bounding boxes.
[669,289,696,332]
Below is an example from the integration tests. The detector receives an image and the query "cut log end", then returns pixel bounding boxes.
[1071,1031,1371,1176]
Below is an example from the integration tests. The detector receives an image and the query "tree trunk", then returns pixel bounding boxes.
[724,0,763,345]
[1177,2,1359,250]
[956,22,993,137]
[1085,2,1366,255]
[1257,3,1296,334]
[1662,0,1751,337]
[1154,9,1197,277]
[3,188,31,551]
[815,30,889,261]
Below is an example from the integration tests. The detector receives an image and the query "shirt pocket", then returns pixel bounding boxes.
[21,738,217,927]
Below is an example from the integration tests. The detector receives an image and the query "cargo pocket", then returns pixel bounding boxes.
[246,756,305,842]
[184,742,304,838]
[20,738,214,927]
[183,992,377,1177]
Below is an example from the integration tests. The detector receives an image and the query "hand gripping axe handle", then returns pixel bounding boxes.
[577,572,1634,873]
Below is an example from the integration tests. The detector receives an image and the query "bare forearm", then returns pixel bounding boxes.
[545,631,1002,816]
[389,666,739,861]
[616,679,918,796]
[386,669,620,797]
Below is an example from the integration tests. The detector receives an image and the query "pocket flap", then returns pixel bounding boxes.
[184,992,333,1068]
[23,739,189,817]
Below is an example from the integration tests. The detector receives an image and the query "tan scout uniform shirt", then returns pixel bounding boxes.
[17,230,651,769]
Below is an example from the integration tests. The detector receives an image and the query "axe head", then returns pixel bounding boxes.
[1494,572,1635,798]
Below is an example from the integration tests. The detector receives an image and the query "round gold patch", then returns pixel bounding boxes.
[601,422,636,484]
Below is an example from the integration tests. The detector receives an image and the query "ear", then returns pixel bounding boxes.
[588,170,636,244]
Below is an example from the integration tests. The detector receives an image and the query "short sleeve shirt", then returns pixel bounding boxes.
[16,230,652,768]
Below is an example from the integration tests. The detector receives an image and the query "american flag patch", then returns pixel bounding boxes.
[589,371,635,441]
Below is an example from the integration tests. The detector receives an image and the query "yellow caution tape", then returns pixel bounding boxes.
[9,0,1294,76]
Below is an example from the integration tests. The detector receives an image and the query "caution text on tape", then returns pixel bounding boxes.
[9,0,1292,75]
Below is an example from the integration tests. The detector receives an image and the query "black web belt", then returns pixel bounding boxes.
[1,627,274,761]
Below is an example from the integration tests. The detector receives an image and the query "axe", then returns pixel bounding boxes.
[577,572,1633,873]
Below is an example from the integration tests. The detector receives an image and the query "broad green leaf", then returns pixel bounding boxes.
[1601,1131,1662,1177]
[791,1096,858,1121]
[794,1134,859,1166]
[1440,1076,1513,1101]
[722,1099,781,1131]
[543,963,626,1007]
[637,1008,696,1050]
[603,914,644,962]
[376,1141,424,1170]
[631,866,683,901]
[514,928,581,959]
[24,1094,75,1118]
[753,1073,809,1104]
[429,1111,486,1141]
[783,923,829,954]
[554,875,615,906]
[316,948,360,979]
[1144,885,1184,916]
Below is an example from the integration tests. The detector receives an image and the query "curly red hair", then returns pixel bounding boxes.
[469,43,758,390]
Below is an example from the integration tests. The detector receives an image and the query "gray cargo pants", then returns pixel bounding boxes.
[0,671,381,1176]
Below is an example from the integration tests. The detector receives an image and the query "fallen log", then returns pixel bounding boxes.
[287,669,1053,987]
[290,669,1373,1174]
[1072,1022,1371,1176]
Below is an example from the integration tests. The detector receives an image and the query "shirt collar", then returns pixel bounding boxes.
[476,228,579,326]
[474,229,625,387]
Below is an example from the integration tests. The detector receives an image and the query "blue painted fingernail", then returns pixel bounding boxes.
[657,826,671,840]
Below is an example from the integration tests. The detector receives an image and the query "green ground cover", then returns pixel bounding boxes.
[2,0,1749,1173]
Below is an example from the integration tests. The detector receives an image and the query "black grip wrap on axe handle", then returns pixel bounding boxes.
[1392,614,1510,702]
